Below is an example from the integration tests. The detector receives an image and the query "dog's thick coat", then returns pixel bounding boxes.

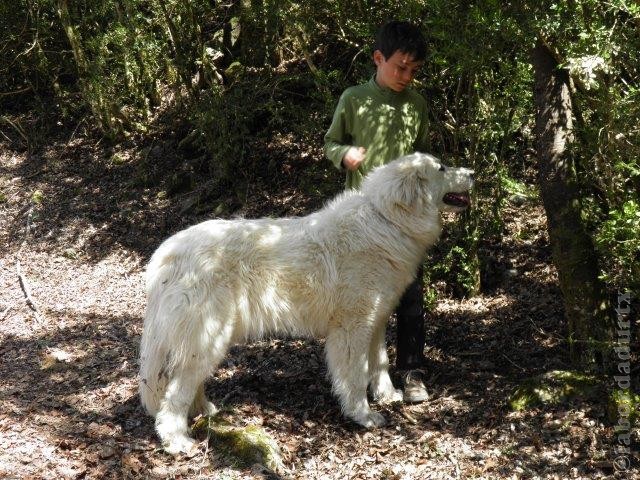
[139,153,473,454]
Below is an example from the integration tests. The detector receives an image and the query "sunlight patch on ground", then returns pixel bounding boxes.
[436,294,515,318]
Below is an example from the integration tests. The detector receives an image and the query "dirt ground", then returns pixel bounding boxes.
[0,128,636,479]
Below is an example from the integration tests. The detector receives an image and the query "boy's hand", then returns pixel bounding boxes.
[342,147,366,171]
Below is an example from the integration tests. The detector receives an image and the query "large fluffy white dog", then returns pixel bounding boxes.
[139,153,473,454]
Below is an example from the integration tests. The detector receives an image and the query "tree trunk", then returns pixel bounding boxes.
[531,39,612,371]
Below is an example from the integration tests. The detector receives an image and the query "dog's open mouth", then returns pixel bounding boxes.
[443,191,471,208]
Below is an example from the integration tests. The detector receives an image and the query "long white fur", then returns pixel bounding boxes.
[138,152,474,454]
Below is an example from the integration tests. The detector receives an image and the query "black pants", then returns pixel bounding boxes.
[395,265,426,370]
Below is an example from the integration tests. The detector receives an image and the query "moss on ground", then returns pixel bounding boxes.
[192,415,284,472]
[607,389,640,426]
[509,370,601,411]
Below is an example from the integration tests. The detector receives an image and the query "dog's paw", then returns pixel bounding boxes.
[201,401,218,416]
[190,399,218,418]
[353,411,387,429]
[373,388,404,404]
[163,435,199,456]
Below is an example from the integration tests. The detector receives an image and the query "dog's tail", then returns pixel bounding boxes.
[138,247,183,417]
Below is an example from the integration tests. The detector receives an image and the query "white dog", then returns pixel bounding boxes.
[139,153,473,454]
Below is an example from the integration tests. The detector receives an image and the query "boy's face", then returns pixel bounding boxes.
[373,50,423,92]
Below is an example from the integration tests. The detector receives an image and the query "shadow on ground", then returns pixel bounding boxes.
[0,263,612,478]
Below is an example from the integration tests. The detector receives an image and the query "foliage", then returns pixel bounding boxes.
[188,67,328,185]
[595,200,640,294]
[423,217,482,302]
[0,0,168,136]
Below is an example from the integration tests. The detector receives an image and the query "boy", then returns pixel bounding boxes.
[324,20,430,403]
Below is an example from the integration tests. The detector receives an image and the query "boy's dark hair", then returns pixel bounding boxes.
[374,20,426,61]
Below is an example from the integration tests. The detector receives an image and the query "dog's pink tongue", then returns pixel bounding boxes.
[444,192,470,206]
[454,192,470,204]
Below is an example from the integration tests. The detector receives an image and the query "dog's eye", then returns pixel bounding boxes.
[439,165,446,172]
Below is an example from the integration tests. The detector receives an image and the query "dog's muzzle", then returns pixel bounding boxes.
[442,169,474,208]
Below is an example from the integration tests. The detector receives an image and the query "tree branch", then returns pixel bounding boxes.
[0,86,32,97]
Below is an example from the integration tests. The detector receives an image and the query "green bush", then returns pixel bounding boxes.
[595,200,640,295]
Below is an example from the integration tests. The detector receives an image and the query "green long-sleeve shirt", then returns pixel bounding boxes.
[324,76,430,189]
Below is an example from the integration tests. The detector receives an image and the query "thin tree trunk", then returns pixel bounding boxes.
[156,0,194,96]
[238,0,267,66]
[531,39,612,371]
[57,0,114,133]
[116,0,160,108]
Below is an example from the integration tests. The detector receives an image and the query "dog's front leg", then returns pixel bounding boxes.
[368,320,403,404]
[325,327,386,428]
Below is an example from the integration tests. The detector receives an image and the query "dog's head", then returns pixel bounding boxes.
[361,153,474,232]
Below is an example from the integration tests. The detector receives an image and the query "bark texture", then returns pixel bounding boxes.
[532,39,611,370]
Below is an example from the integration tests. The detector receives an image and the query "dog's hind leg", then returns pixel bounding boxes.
[325,326,386,428]
[156,322,233,454]
[368,320,403,404]
[189,383,218,418]
[155,369,203,455]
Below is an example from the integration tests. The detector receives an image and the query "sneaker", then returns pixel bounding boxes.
[402,369,429,403]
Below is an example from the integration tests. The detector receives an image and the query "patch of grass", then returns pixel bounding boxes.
[31,189,44,204]
[111,152,127,165]
[62,248,79,260]
[501,444,519,457]
[501,176,538,203]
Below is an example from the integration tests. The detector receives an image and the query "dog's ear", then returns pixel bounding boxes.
[361,155,431,215]
[387,163,429,211]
